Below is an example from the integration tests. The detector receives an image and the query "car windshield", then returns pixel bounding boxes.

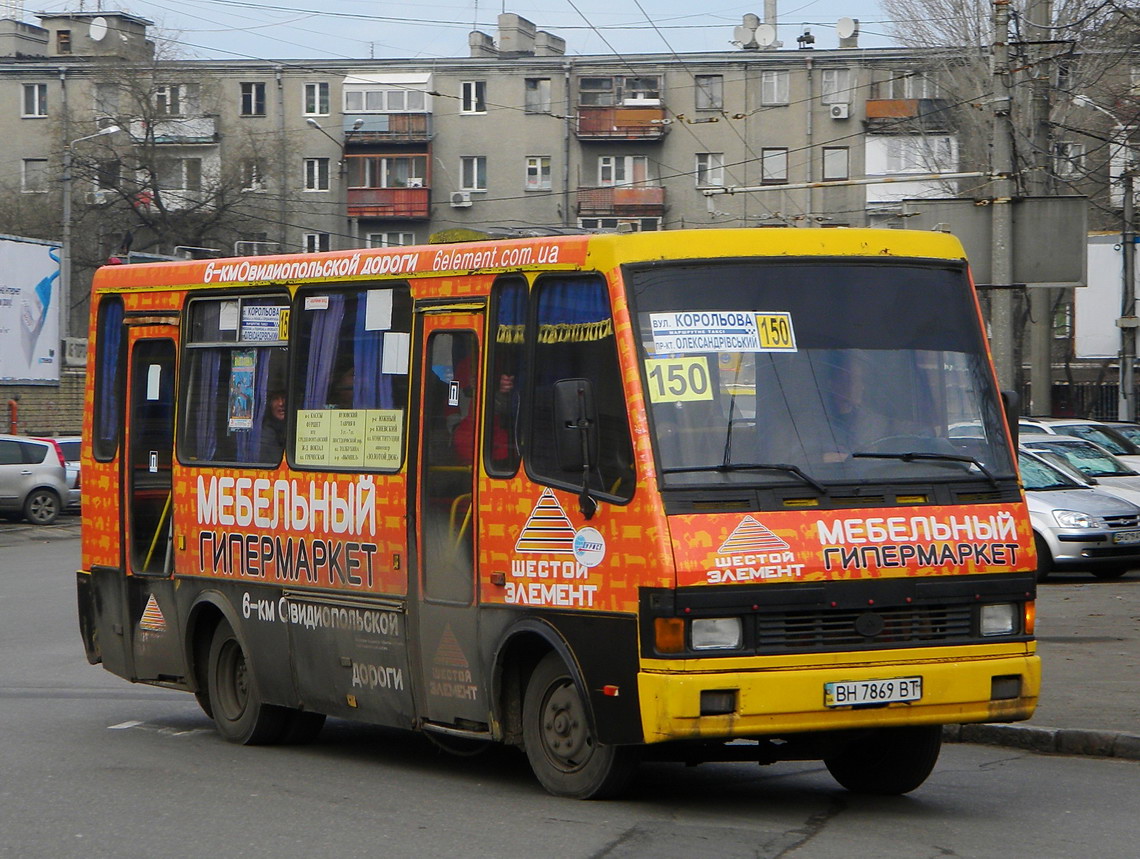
[1018,452,1081,491]
[1109,423,1140,446]
[1025,440,1135,477]
[1056,424,1134,456]
[628,259,1016,489]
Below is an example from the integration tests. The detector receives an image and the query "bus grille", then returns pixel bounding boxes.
[755,604,974,651]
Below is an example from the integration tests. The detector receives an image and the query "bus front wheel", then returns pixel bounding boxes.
[823,725,942,795]
[522,652,637,799]
[206,620,287,745]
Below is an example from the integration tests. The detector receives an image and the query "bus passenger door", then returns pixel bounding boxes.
[413,310,486,728]
[121,330,179,680]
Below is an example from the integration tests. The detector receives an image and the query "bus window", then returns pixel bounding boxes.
[527,274,634,502]
[180,295,290,466]
[92,295,124,462]
[293,285,412,471]
[485,276,527,476]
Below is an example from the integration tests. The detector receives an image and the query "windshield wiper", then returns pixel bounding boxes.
[852,450,998,487]
[662,462,827,494]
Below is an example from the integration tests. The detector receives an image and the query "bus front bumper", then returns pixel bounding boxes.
[637,647,1040,743]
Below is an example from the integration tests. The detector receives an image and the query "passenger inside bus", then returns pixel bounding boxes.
[258,390,287,461]
[328,366,355,409]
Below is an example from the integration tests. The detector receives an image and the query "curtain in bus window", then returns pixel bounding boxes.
[486,277,527,475]
[191,350,222,461]
[353,306,393,409]
[94,297,124,459]
[303,293,346,409]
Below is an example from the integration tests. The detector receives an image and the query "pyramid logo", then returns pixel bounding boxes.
[514,488,577,554]
[139,594,167,632]
[433,624,469,669]
[717,515,790,555]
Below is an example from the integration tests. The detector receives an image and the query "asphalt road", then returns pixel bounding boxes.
[1,524,1138,858]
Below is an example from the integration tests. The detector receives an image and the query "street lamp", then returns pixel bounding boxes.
[1073,95,1137,420]
[61,124,120,344]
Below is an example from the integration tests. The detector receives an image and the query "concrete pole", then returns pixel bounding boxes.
[1026,0,1053,415]
[1120,168,1136,420]
[60,145,73,343]
[989,0,1017,391]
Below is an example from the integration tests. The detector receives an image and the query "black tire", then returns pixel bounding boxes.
[1033,534,1052,582]
[1091,566,1130,580]
[824,725,942,795]
[23,488,60,525]
[205,620,287,745]
[522,652,637,799]
[279,710,326,744]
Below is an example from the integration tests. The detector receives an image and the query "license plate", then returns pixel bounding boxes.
[1113,530,1140,545]
[824,676,923,707]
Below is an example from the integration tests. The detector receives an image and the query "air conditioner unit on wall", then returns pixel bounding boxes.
[450,191,472,208]
[829,103,850,120]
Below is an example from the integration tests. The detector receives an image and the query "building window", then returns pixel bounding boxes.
[241,159,265,191]
[304,158,330,191]
[304,82,330,115]
[56,30,71,54]
[578,217,659,232]
[821,68,851,104]
[525,156,551,190]
[695,152,724,187]
[881,70,937,99]
[695,75,724,110]
[525,78,551,114]
[94,82,119,121]
[1053,142,1086,179]
[461,81,486,114]
[155,84,187,116]
[22,83,47,117]
[347,155,427,189]
[579,75,660,106]
[344,87,427,112]
[240,82,267,117]
[157,157,203,192]
[761,148,788,183]
[598,155,649,187]
[760,70,789,105]
[885,135,956,174]
[95,160,121,192]
[21,158,47,193]
[460,156,487,191]
[366,232,416,247]
[303,233,331,253]
[822,147,849,181]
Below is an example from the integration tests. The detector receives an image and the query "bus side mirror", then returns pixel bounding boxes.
[554,378,599,473]
[1001,390,1019,444]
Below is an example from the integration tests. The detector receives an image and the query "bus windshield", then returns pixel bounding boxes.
[628,259,1016,489]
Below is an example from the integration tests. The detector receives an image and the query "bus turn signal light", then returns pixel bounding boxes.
[655,618,685,653]
[1024,600,1036,635]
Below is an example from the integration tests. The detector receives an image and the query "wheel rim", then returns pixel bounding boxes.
[28,493,56,523]
[538,677,594,772]
[216,638,250,722]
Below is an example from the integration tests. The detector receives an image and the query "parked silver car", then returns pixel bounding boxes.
[1017,417,1140,468]
[1020,449,1140,581]
[0,434,69,525]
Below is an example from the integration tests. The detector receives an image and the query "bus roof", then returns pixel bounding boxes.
[90,228,968,294]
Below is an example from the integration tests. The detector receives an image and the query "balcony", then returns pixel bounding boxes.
[347,187,431,219]
[576,105,669,140]
[577,185,666,217]
[344,113,433,144]
[864,99,953,132]
[128,115,218,144]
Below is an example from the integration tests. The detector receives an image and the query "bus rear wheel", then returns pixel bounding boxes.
[206,620,287,745]
[522,652,637,799]
[823,725,942,795]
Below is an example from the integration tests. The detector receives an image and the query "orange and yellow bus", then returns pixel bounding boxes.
[77,228,1038,798]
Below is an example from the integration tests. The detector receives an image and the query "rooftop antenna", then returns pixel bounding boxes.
[836,17,860,48]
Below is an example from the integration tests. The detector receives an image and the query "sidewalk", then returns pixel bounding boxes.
[945,574,1140,760]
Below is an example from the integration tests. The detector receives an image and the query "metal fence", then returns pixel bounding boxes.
[1024,382,1123,420]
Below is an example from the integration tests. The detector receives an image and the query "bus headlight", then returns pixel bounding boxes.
[691,617,743,650]
[980,603,1017,636]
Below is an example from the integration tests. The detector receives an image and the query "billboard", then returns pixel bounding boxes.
[0,235,61,383]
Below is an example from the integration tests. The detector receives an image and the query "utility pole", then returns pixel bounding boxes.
[1121,166,1136,420]
[1026,0,1053,415]
[989,0,1017,391]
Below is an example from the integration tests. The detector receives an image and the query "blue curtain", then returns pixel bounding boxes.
[235,350,272,461]
[353,300,392,409]
[193,350,222,461]
[303,294,346,409]
[95,298,124,452]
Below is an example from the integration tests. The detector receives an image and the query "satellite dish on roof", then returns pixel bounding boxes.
[836,17,857,40]
[755,23,777,47]
[89,16,108,41]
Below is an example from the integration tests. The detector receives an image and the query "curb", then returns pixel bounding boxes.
[944,723,1140,761]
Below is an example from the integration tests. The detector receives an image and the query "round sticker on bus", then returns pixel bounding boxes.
[573,527,607,568]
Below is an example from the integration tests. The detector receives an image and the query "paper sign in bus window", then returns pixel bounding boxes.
[650,311,796,353]
[241,304,286,341]
[644,356,714,403]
